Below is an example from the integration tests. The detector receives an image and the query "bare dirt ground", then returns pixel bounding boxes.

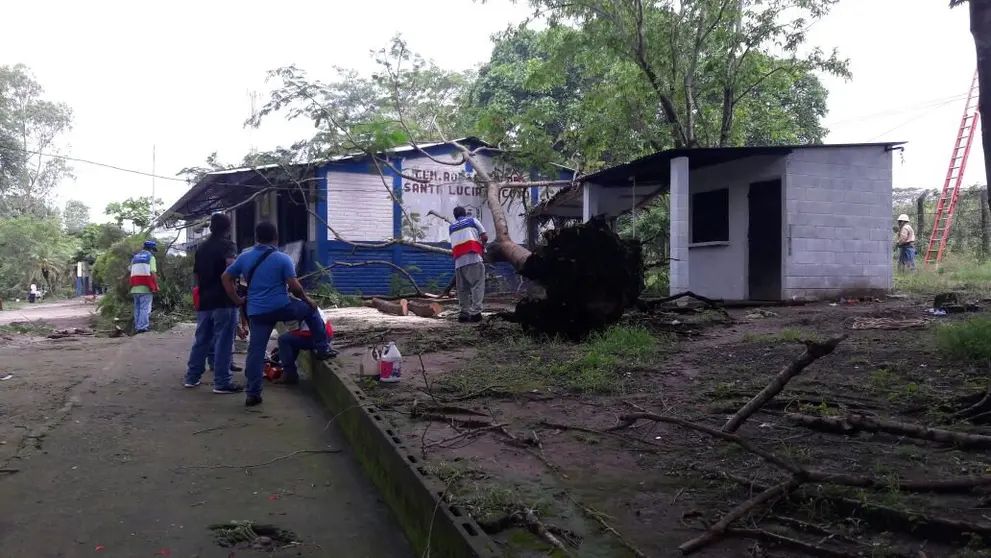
[0,298,97,329]
[341,294,991,558]
[0,308,411,557]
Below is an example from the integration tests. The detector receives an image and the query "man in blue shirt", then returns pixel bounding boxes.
[222,222,333,406]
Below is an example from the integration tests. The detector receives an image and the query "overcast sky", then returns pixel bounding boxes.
[0,0,977,221]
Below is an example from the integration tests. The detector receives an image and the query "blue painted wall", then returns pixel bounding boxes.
[309,142,550,296]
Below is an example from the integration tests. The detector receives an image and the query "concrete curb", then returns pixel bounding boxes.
[307,355,500,558]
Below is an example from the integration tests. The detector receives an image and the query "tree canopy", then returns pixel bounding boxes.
[0,64,73,218]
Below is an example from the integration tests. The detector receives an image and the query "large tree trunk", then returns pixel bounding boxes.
[969,0,991,213]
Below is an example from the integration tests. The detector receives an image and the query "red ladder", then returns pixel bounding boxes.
[925,70,980,264]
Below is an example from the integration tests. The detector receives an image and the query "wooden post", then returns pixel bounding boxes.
[916,192,927,233]
[982,187,990,260]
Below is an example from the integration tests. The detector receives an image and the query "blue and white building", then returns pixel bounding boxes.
[163,138,566,296]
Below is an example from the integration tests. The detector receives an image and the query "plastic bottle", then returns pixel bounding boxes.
[378,342,403,383]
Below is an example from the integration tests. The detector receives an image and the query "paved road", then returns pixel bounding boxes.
[0,324,411,557]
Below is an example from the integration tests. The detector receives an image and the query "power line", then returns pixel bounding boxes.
[826,91,971,128]
[0,143,192,183]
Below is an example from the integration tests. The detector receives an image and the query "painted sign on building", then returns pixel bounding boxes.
[399,154,533,244]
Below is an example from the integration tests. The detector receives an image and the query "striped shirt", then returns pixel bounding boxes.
[449,217,486,269]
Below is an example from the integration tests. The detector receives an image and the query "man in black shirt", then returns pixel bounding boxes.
[183,214,244,393]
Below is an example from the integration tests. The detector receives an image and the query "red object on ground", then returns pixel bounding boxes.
[264,363,283,382]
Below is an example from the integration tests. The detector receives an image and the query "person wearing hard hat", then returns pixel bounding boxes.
[129,239,160,333]
[896,214,916,271]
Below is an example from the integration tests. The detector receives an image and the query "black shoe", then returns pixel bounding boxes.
[470,314,483,323]
[229,363,243,372]
[245,395,263,407]
[213,383,244,394]
[457,314,470,323]
[313,348,339,360]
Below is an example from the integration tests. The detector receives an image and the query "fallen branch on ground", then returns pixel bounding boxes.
[636,290,732,320]
[414,412,494,430]
[785,412,991,450]
[722,335,848,433]
[727,474,991,546]
[679,478,803,554]
[724,528,858,558]
[173,449,341,472]
[572,499,647,558]
[523,510,574,556]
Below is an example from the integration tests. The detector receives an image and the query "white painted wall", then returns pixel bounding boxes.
[684,156,786,300]
[399,152,534,243]
[326,171,395,241]
[784,146,894,299]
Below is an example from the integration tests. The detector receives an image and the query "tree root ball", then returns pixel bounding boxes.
[514,217,644,339]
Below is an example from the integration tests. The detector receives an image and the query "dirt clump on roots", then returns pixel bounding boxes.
[512,217,644,340]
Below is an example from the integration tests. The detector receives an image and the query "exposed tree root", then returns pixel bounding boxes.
[785,412,991,450]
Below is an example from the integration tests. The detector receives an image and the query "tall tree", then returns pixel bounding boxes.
[0,64,74,217]
[466,25,832,172]
[951,0,991,207]
[63,199,90,234]
[105,196,162,233]
[485,0,847,150]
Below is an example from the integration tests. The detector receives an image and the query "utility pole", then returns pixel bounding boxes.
[151,144,157,228]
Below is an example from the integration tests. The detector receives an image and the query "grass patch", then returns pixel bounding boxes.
[935,316,991,362]
[743,328,815,344]
[895,256,991,296]
[0,320,54,336]
[439,326,668,397]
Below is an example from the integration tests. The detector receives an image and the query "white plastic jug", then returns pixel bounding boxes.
[378,342,403,383]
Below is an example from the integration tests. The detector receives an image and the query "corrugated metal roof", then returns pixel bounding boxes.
[160,137,494,223]
[582,142,907,188]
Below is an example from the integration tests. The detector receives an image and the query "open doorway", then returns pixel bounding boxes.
[234,201,256,253]
[277,189,309,245]
[748,179,782,300]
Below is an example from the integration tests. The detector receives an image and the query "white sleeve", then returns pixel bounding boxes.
[472,217,487,235]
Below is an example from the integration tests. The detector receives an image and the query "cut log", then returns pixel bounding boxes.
[408,300,443,318]
[369,298,409,316]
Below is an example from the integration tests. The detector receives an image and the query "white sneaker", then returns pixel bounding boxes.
[184,381,201,388]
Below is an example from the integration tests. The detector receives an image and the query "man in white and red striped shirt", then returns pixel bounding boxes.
[449,206,488,322]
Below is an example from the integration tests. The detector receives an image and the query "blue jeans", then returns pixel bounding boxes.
[899,245,916,271]
[185,308,238,387]
[132,293,153,331]
[207,316,238,369]
[246,300,329,397]
[278,332,334,379]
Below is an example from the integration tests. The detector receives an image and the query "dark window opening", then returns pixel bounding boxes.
[691,189,729,243]
[234,201,256,252]
[277,188,309,245]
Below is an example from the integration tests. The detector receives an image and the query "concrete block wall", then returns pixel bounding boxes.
[784,146,893,299]
[684,155,786,300]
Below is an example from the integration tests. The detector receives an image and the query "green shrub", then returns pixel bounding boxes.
[935,316,991,362]
[95,236,194,331]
